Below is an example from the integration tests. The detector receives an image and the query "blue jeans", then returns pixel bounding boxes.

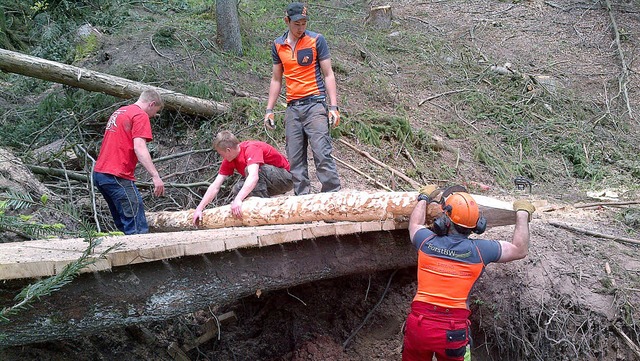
[92,172,149,234]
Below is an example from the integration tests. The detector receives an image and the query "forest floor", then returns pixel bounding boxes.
[1,0,640,360]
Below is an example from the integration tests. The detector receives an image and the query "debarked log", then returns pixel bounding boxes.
[146,191,517,232]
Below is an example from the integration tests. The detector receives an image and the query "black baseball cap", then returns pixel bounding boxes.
[286,2,308,21]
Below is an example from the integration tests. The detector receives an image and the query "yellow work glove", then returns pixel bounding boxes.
[328,106,340,128]
[264,109,275,130]
[513,199,535,221]
[416,184,445,204]
[418,184,437,197]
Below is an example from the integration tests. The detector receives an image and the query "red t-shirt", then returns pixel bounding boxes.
[94,104,153,181]
[219,141,290,177]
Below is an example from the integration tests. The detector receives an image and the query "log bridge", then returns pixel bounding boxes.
[0,191,516,348]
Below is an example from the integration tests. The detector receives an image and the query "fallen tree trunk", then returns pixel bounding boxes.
[0,48,228,117]
[147,191,517,232]
[0,229,412,347]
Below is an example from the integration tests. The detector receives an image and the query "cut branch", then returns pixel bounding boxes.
[0,49,228,117]
[612,324,640,359]
[25,165,210,189]
[604,0,634,119]
[334,156,392,191]
[418,88,471,106]
[337,138,420,189]
[574,201,640,209]
[548,221,640,246]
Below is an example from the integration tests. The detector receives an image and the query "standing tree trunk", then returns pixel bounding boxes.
[216,0,243,56]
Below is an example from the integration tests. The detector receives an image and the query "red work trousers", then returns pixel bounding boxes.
[402,301,471,361]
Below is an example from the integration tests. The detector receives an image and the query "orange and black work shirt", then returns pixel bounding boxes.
[411,228,502,310]
[271,30,330,103]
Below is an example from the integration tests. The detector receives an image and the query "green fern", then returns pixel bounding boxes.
[0,215,66,240]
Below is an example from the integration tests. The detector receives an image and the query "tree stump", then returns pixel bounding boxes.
[365,5,393,28]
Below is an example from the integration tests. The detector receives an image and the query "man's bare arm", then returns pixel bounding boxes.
[133,137,164,196]
[408,200,427,241]
[497,211,530,263]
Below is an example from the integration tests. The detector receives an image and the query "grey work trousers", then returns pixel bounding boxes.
[231,164,293,198]
[284,102,341,195]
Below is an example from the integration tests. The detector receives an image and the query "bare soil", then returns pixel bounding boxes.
[2,0,640,360]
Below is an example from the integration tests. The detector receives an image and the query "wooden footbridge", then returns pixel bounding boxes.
[0,191,516,348]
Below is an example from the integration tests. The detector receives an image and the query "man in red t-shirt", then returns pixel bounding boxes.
[93,90,165,234]
[192,131,293,225]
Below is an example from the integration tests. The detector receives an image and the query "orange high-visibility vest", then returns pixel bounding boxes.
[412,229,500,310]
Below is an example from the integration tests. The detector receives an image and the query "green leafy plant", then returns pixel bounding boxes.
[335,110,418,148]
[152,26,177,47]
[616,208,640,232]
[74,32,99,61]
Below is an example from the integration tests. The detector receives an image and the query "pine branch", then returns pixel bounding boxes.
[0,236,121,322]
[2,190,38,210]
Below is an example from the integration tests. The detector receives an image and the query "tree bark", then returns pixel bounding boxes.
[215,0,243,56]
[147,191,517,232]
[0,230,413,347]
[0,49,228,117]
[365,5,393,28]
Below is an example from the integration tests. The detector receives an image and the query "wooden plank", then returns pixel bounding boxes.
[360,221,384,233]
[182,311,237,352]
[301,222,339,239]
[0,242,114,280]
[182,237,226,256]
[334,222,363,236]
[259,229,303,247]
[383,219,406,231]
[224,232,259,250]
[167,342,191,361]
[0,260,55,280]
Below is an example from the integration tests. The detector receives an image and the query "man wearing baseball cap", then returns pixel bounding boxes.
[263,2,341,196]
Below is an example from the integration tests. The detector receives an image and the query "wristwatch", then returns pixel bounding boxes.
[417,194,430,202]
